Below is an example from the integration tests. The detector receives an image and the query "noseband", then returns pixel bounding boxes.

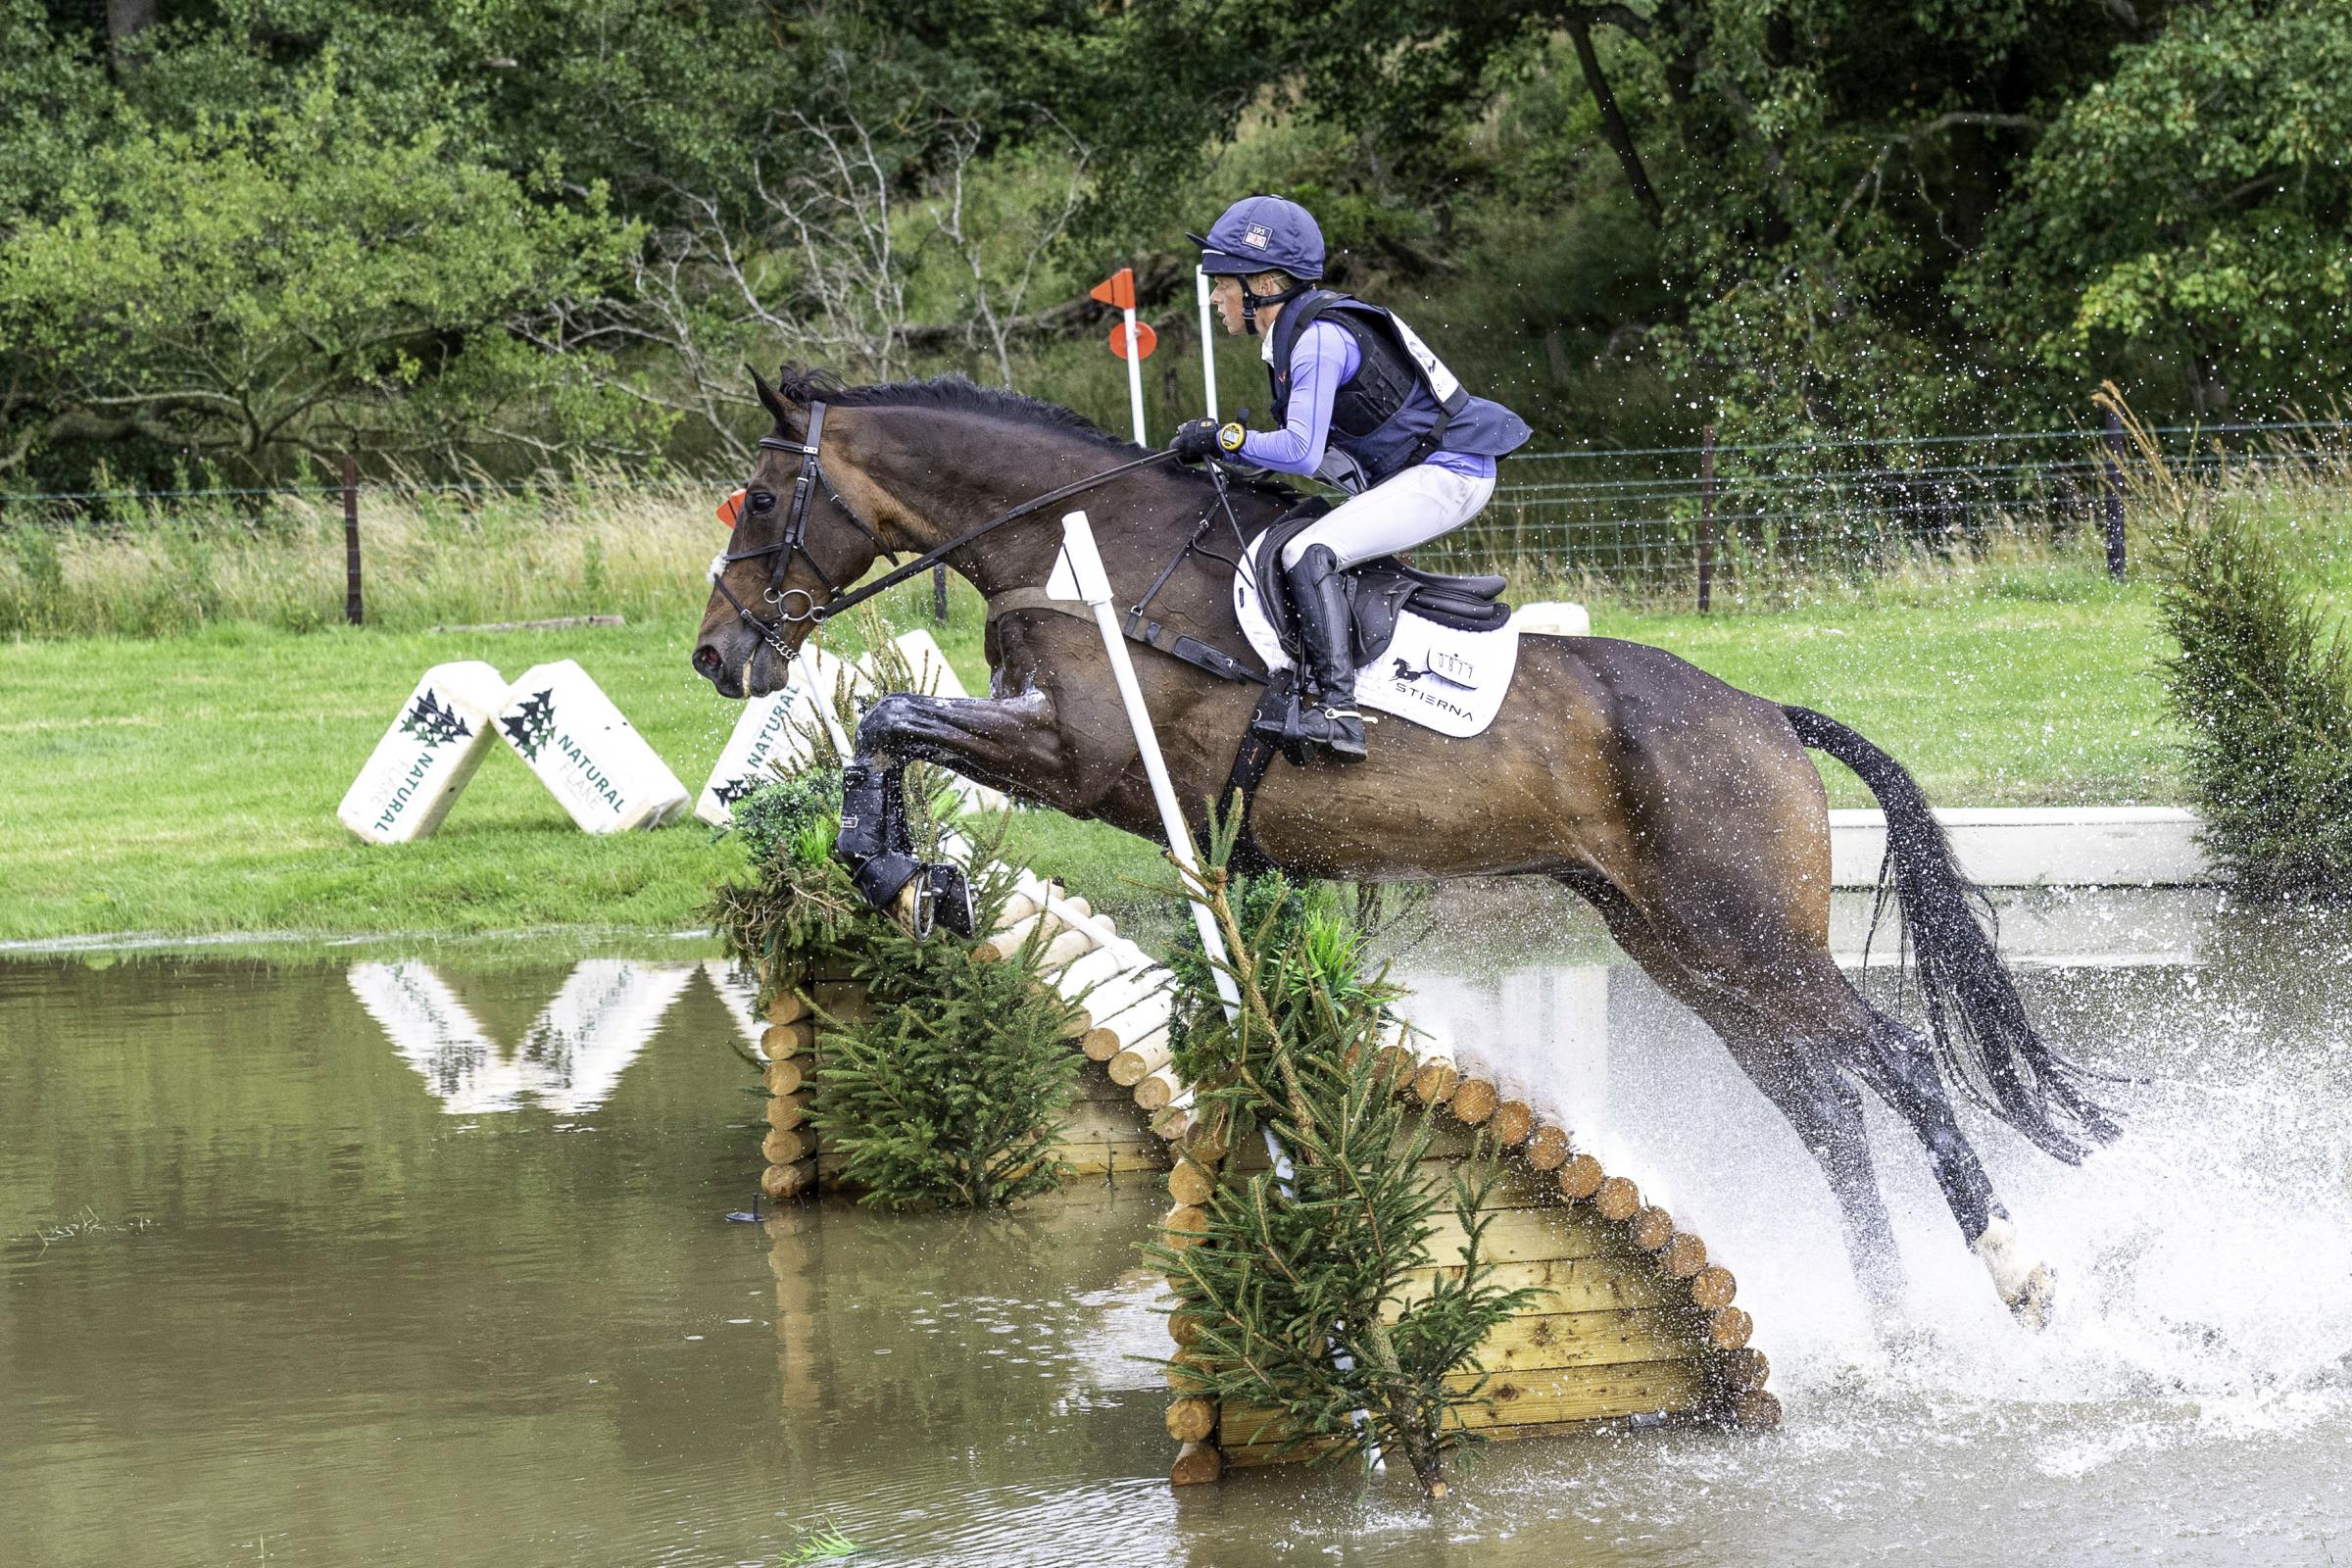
[707,400,898,667]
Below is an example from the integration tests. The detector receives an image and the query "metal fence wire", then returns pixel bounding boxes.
[7,417,2350,607]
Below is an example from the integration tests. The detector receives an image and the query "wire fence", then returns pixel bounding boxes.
[7,416,2351,616]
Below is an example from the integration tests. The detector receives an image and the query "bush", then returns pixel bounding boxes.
[1149,846,1533,1497]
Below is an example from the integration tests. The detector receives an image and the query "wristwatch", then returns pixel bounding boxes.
[1216,421,1247,453]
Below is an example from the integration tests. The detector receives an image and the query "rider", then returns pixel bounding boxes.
[1170,194,1532,759]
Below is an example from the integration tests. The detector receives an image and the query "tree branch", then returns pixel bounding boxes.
[1566,17,1663,222]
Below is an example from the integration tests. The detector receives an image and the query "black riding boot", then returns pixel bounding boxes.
[1276,544,1368,760]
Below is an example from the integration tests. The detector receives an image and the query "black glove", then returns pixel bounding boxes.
[1168,417,1221,464]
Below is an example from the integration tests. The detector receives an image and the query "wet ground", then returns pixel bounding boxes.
[3,888,2348,1566]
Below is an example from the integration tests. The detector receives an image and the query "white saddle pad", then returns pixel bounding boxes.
[1234,563,1521,740]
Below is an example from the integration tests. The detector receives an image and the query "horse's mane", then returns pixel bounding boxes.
[771,365,1298,509]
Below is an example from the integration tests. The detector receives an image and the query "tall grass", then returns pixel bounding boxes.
[6,438,2350,638]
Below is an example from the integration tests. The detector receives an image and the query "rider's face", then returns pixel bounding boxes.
[1208,274,1248,334]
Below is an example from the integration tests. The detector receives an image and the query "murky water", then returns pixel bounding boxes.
[4,890,2349,1566]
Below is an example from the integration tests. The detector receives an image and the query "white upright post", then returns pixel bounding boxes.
[1194,269,1220,419]
[1121,304,1149,449]
[1056,507,1379,1470]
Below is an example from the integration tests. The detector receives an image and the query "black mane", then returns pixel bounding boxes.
[771,367,1136,455]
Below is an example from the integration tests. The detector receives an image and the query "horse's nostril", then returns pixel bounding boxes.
[692,645,723,676]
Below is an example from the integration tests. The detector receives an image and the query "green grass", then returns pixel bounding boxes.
[0,578,2180,945]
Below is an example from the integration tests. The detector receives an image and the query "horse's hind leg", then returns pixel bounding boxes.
[1564,875,1904,1319]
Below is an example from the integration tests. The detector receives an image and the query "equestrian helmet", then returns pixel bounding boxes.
[1188,195,1325,281]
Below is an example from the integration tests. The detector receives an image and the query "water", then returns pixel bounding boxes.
[3,891,2349,1565]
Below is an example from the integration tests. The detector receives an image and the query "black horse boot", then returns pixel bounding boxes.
[1279,544,1368,760]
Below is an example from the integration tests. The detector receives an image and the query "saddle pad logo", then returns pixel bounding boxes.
[1391,648,1480,691]
[1243,222,1272,249]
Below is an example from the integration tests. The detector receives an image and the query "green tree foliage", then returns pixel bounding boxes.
[1152,861,1534,1496]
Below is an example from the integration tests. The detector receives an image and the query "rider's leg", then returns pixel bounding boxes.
[1265,466,1495,758]
[1278,465,1495,569]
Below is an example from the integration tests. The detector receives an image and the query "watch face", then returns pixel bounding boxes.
[1218,422,1247,452]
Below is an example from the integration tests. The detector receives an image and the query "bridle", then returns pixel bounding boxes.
[707,397,1187,671]
[707,402,901,667]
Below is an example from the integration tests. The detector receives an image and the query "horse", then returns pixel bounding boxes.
[691,367,2120,1329]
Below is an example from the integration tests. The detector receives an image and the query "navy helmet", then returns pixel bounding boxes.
[1189,195,1325,281]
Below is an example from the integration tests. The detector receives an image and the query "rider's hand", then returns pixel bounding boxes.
[1168,418,1222,464]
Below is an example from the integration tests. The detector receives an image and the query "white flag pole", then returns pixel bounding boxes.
[1195,268,1219,420]
[1054,508,1381,1471]
[1121,304,1149,449]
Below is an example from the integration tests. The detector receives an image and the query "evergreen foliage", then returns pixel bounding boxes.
[2127,396,2352,895]
[703,618,1082,1208]
[1149,836,1536,1496]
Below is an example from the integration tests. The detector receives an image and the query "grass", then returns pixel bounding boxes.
[0,564,2182,944]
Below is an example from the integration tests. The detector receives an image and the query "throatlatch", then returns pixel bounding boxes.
[835,759,975,940]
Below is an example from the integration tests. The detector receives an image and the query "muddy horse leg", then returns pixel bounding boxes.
[848,690,1082,809]
[1568,873,1904,1319]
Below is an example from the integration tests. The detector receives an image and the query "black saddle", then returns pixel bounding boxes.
[1250,502,1509,669]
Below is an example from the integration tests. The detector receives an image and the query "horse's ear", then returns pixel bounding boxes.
[750,366,795,432]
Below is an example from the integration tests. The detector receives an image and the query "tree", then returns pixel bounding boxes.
[0,70,649,478]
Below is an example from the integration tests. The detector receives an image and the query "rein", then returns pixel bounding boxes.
[708,397,1185,665]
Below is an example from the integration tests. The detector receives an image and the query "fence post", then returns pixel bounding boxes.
[1696,422,1717,612]
[932,562,949,623]
[341,455,365,626]
[2100,408,2128,580]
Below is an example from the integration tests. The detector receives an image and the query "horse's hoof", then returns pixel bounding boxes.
[2004,1262,2057,1332]
[1972,1214,2056,1332]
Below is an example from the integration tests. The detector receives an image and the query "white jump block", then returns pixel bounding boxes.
[695,684,839,827]
[337,661,510,844]
[1514,601,1591,637]
[496,659,688,833]
[1829,807,2212,888]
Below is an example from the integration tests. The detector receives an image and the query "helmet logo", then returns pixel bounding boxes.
[1242,222,1271,249]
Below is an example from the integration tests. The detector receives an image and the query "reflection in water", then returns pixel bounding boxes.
[348,957,697,1113]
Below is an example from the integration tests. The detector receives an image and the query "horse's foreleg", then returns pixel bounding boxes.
[851,691,1089,811]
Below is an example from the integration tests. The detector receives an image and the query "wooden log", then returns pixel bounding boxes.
[1168,1311,1205,1348]
[1161,1203,1209,1250]
[760,1019,815,1060]
[995,891,1044,928]
[1630,1205,1676,1252]
[1133,1068,1184,1112]
[1448,1077,1499,1125]
[1396,1255,1688,1314]
[1373,1045,1417,1088]
[1594,1176,1642,1222]
[1081,1026,1124,1062]
[1183,1117,1229,1167]
[1688,1265,1738,1311]
[762,1087,814,1129]
[1712,1348,1770,1391]
[762,989,811,1025]
[1149,1103,1193,1143]
[1169,1440,1223,1486]
[762,1057,808,1098]
[1167,1158,1217,1207]
[1089,984,1174,1043]
[1109,1024,1173,1088]
[1524,1124,1571,1171]
[1225,1358,1712,1442]
[1036,926,1096,973]
[761,1126,816,1165]
[975,912,1048,962]
[1165,1396,1217,1443]
[1661,1233,1708,1279]
[1455,1306,1714,1373]
[1411,1059,1461,1105]
[1050,946,1130,1003]
[1556,1153,1605,1200]
[760,1158,817,1200]
[1703,1305,1753,1350]
[1490,1100,1536,1147]
[1730,1389,1783,1429]
[1166,1350,1213,1394]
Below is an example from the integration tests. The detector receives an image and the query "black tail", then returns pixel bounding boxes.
[1783,705,2122,1163]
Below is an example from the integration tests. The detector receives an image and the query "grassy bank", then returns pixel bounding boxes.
[0,582,2180,945]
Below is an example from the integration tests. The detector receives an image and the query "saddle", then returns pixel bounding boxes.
[1250,502,1509,670]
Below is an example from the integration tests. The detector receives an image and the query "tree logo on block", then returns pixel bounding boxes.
[399,691,473,750]
[502,690,558,761]
[711,775,760,809]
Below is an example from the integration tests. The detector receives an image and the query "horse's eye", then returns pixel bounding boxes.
[748,491,776,513]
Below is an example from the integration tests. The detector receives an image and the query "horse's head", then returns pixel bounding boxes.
[693,369,897,699]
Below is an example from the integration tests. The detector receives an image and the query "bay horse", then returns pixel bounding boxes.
[692,368,2119,1329]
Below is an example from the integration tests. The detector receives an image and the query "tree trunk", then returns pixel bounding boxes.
[1568,19,1663,222]
[108,0,156,73]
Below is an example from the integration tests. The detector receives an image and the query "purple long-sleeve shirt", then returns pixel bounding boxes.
[1239,320,1494,482]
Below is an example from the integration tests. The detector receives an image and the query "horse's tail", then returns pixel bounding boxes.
[1782,704,2122,1163]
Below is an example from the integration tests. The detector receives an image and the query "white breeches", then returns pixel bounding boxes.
[1279,464,1497,570]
